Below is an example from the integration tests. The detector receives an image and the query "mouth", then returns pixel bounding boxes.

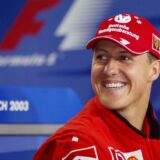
[105,82,126,88]
[102,80,127,89]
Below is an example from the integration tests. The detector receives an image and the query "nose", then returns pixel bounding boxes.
[103,59,119,76]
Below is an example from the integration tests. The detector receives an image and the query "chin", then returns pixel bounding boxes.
[99,96,125,110]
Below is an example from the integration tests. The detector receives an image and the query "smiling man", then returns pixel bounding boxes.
[33,14,160,160]
[91,39,158,131]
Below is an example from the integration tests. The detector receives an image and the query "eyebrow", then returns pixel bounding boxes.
[119,50,130,53]
[119,50,134,57]
[94,48,130,54]
[94,48,108,53]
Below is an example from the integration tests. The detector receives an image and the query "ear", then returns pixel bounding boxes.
[148,60,160,82]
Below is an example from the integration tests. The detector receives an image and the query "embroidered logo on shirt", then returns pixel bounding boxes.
[62,146,99,160]
[108,147,144,160]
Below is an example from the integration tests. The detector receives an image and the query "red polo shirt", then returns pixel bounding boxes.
[33,96,160,160]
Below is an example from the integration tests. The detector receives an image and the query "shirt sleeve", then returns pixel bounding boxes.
[33,133,100,160]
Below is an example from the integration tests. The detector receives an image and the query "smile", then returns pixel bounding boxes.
[105,82,125,88]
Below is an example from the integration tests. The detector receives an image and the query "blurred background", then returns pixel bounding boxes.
[0,0,159,159]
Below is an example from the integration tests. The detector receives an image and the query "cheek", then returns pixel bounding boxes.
[126,66,149,88]
[91,65,104,83]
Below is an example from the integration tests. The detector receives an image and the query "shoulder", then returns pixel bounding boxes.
[33,97,104,160]
[60,96,101,132]
[33,129,98,160]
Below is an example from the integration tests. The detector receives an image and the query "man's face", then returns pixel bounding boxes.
[91,40,158,110]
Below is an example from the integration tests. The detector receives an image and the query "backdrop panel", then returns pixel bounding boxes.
[0,0,159,159]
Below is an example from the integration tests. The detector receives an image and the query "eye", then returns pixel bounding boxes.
[119,54,132,61]
[96,55,108,61]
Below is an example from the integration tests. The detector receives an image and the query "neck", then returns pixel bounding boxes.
[117,106,147,131]
[117,94,150,131]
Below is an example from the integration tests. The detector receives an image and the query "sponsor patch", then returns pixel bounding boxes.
[62,146,99,160]
[114,14,131,24]
[152,34,160,53]
[108,147,144,160]
[120,38,130,45]
[98,21,139,40]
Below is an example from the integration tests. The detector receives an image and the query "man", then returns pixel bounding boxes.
[33,14,160,160]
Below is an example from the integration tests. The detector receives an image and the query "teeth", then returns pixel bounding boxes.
[105,83,124,88]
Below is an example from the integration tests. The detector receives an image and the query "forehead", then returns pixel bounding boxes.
[94,39,128,52]
[93,39,150,62]
[93,40,133,58]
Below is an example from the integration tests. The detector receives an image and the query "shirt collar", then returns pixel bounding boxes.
[93,96,160,139]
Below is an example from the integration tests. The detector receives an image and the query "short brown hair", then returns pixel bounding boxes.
[147,53,158,63]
